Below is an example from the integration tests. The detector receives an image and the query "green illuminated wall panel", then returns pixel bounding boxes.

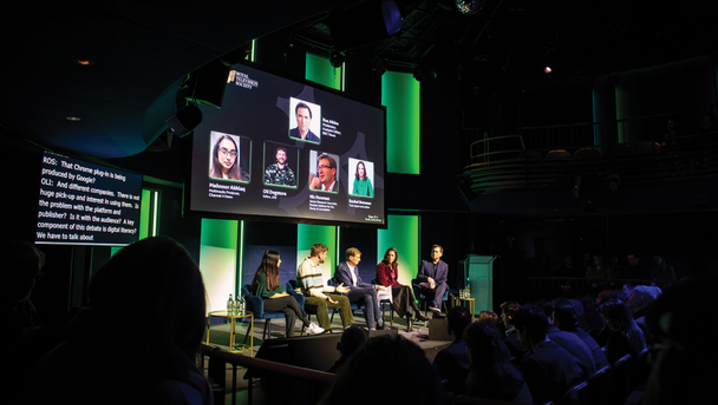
[199,218,240,312]
[377,215,420,284]
[382,72,420,174]
[297,223,337,279]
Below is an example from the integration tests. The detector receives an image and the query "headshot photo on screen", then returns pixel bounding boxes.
[348,158,374,198]
[209,131,250,182]
[264,143,297,188]
[309,151,339,193]
[288,98,321,144]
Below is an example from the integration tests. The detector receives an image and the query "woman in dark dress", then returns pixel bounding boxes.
[250,250,323,337]
[376,247,428,331]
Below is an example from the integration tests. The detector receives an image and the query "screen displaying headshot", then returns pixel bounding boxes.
[263,142,298,188]
[289,98,321,144]
[309,150,339,193]
[348,158,374,198]
[209,131,251,182]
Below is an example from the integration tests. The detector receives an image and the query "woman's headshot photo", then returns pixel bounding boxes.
[209,131,250,182]
[349,158,374,198]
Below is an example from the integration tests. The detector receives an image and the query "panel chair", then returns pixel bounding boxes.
[241,285,286,342]
[372,278,395,327]
[411,280,450,318]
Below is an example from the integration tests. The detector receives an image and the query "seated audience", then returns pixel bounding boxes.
[500,301,527,361]
[463,321,533,403]
[599,298,646,364]
[432,306,471,394]
[552,304,609,370]
[318,335,441,405]
[30,237,213,405]
[626,285,662,344]
[643,273,717,405]
[539,298,596,378]
[0,240,46,405]
[578,294,603,333]
[512,304,585,404]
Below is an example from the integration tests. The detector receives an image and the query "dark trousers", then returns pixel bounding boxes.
[418,282,447,309]
[347,287,380,327]
[262,295,309,337]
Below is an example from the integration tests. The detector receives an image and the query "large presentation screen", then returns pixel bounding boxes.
[35,151,143,246]
[188,62,386,226]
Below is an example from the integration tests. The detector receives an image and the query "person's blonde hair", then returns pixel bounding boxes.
[345,247,361,260]
[311,243,328,258]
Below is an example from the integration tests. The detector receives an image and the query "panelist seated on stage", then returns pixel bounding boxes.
[415,244,448,315]
[296,243,354,331]
[334,247,386,331]
[250,250,323,337]
[376,247,428,330]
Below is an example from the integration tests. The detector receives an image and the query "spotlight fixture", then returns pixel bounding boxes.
[456,0,485,15]
[413,64,437,81]
[330,50,345,68]
[165,104,202,138]
[371,56,386,76]
[74,59,94,66]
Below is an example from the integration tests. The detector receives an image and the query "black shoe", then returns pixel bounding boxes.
[415,313,429,322]
[376,318,385,330]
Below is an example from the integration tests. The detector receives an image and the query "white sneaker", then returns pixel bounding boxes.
[306,322,325,335]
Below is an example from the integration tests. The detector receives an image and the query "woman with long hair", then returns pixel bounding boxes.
[599,298,646,364]
[376,247,428,331]
[210,134,245,181]
[463,321,533,403]
[250,250,323,337]
[351,160,373,197]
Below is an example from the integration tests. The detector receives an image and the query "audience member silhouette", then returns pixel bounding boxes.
[463,321,533,403]
[512,304,585,404]
[0,240,46,405]
[599,298,646,364]
[432,306,471,394]
[626,285,662,344]
[499,301,527,361]
[30,237,213,405]
[552,304,609,370]
[328,326,366,373]
[643,273,717,405]
[318,334,441,405]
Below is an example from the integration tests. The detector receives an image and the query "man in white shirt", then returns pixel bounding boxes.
[296,243,353,331]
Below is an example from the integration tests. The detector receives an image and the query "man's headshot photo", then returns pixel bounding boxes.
[289,99,321,143]
[309,152,338,192]
[264,144,297,187]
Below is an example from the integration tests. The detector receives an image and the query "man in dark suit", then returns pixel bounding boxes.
[416,244,448,314]
[334,247,386,331]
[289,102,320,143]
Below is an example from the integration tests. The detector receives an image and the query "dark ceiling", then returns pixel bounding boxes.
[3,0,718,160]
